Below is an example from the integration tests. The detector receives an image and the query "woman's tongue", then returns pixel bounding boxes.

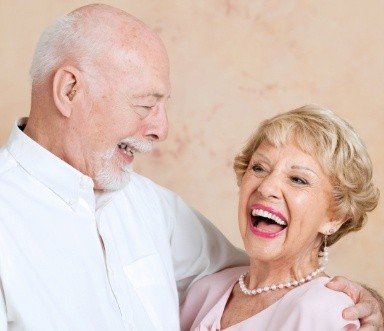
[255,219,284,233]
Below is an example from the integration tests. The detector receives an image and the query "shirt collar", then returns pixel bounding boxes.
[6,118,95,209]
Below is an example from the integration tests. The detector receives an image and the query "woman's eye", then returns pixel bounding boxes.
[251,163,265,173]
[291,176,308,185]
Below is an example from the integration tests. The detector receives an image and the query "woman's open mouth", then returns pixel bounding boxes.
[250,208,287,238]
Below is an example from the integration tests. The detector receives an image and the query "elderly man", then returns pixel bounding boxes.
[0,3,382,331]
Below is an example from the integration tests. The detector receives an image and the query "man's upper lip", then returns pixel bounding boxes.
[250,203,287,224]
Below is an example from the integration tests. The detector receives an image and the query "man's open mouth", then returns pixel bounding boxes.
[118,143,134,157]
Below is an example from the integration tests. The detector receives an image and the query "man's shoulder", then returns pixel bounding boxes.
[126,171,163,189]
[0,146,17,178]
[123,171,179,201]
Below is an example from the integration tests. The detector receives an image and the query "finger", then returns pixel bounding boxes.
[353,308,383,331]
[343,302,373,320]
[327,276,384,328]
[356,326,381,331]
[326,276,360,303]
[341,323,358,331]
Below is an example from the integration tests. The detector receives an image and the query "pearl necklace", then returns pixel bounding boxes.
[238,265,325,296]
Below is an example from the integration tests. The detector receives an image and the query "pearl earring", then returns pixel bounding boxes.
[319,228,335,266]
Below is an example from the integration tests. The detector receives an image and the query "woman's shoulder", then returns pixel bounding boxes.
[183,265,248,307]
[269,277,360,330]
[180,266,248,331]
[187,266,249,300]
[192,266,248,290]
[290,277,355,306]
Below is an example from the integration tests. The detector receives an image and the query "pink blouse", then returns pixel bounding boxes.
[180,266,360,331]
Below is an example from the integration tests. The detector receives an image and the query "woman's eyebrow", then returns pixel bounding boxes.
[291,165,319,178]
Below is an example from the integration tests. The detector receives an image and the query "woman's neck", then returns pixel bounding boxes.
[246,258,324,290]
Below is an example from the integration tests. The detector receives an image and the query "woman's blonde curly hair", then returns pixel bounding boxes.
[233,104,380,249]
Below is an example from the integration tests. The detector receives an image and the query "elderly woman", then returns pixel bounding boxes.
[180,105,380,330]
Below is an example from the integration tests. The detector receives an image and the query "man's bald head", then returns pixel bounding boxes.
[30,3,167,86]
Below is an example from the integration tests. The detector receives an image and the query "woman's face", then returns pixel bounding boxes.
[238,139,336,266]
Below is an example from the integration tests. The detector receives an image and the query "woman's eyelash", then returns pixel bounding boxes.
[290,176,308,185]
[250,163,265,172]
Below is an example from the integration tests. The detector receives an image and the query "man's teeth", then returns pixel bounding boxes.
[118,143,134,156]
[251,209,287,226]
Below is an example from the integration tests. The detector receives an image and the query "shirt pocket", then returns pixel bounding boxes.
[123,254,179,329]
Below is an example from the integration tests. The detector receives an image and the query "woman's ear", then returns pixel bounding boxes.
[319,216,348,235]
[52,66,81,118]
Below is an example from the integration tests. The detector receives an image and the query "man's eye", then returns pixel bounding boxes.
[133,105,153,118]
[137,105,153,111]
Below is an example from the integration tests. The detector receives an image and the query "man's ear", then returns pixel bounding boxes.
[53,66,81,118]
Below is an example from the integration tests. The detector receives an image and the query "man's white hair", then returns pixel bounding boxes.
[29,10,109,84]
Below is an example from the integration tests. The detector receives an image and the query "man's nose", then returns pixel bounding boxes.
[145,105,168,141]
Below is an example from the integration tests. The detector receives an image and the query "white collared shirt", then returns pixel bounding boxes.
[0,119,247,331]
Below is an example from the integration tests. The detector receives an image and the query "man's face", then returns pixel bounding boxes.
[75,48,171,190]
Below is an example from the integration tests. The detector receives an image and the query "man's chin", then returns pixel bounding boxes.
[95,168,132,191]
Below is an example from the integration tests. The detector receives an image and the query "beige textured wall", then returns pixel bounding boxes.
[1,1,383,294]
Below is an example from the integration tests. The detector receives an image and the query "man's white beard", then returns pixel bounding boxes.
[95,148,133,191]
[95,137,153,191]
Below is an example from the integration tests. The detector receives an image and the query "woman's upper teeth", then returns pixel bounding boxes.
[251,208,287,226]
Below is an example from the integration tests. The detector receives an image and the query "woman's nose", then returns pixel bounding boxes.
[256,172,281,200]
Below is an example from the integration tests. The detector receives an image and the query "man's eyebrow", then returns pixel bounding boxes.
[133,92,168,99]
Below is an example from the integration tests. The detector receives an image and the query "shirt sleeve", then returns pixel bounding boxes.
[0,281,7,330]
[129,173,249,305]
[168,194,249,304]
